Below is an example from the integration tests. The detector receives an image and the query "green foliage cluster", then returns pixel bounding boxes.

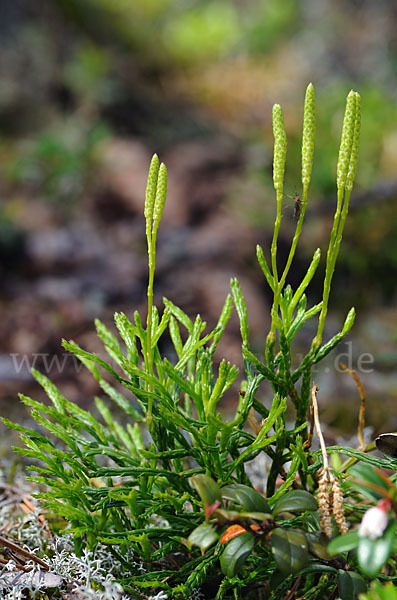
[5,84,397,599]
[55,0,297,68]
[53,0,396,193]
[7,119,109,208]
[3,0,396,295]
[362,582,397,600]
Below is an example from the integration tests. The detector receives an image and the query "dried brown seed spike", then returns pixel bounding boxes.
[318,471,333,538]
[332,477,349,535]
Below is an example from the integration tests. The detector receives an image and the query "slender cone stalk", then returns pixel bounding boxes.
[145,157,168,433]
[268,104,287,342]
[279,83,316,292]
[313,90,360,350]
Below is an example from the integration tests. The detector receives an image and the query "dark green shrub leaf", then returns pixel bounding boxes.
[328,530,360,555]
[190,474,221,504]
[212,508,242,523]
[220,532,255,577]
[214,507,271,523]
[221,484,270,513]
[272,490,317,516]
[271,528,308,574]
[306,531,331,560]
[358,521,395,577]
[238,511,272,520]
[337,570,367,600]
[298,563,337,575]
[187,524,219,551]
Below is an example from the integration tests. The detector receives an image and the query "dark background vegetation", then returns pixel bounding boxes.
[0,0,396,443]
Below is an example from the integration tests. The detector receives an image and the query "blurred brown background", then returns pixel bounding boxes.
[0,0,396,443]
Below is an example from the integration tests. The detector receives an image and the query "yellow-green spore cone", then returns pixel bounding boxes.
[152,163,168,232]
[345,92,361,192]
[336,90,357,191]
[301,83,315,192]
[144,154,160,225]
[272,104,287,192]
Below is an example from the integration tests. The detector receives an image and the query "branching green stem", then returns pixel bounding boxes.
[278,186,308,292]
[146,230,156,431]
[269,187,284,337]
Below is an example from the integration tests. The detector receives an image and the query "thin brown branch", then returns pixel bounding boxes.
[0,536,49,570]
[248,408,262,436]
[340,362,366,451]
[283,575,301,600]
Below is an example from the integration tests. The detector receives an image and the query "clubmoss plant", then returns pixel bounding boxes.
[8,84,397,599]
